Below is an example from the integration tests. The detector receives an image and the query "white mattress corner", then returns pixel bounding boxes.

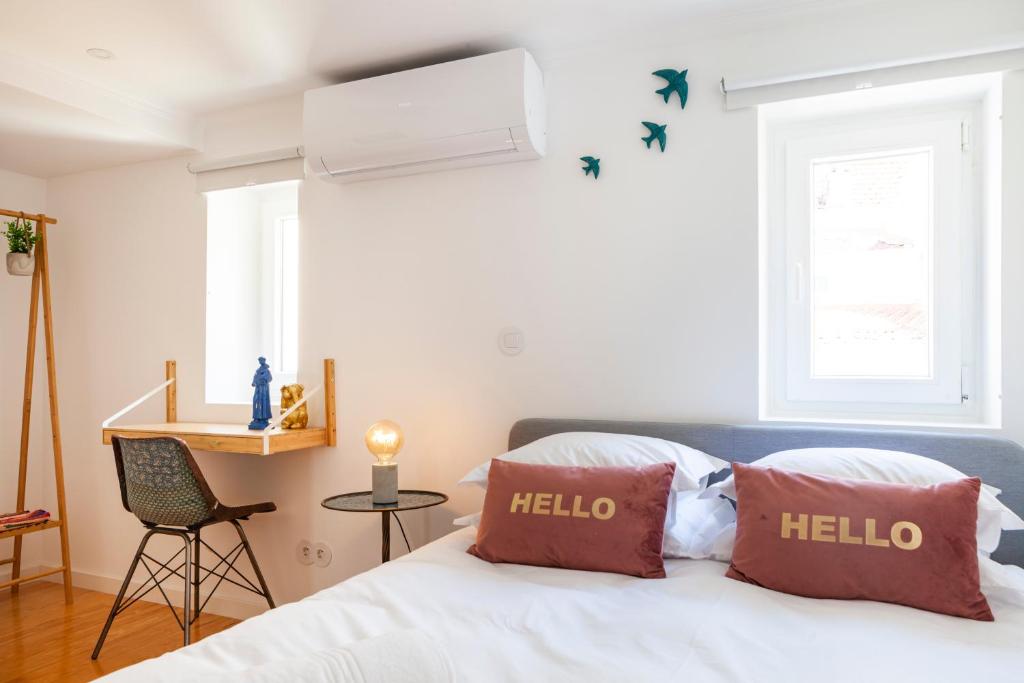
[101,526,1024,682]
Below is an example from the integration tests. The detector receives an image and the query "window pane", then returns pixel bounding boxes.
[277,216,299,376]
[810,149,932,378]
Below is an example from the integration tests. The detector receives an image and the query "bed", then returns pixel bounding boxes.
[102,419,1024,681]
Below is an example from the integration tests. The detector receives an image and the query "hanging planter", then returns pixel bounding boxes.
[3,217,38,276]
[7,252,34,276]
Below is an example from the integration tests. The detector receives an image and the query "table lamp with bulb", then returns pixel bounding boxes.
[366,420,403,504]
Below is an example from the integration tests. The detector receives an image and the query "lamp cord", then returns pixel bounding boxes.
[393,512,412,553]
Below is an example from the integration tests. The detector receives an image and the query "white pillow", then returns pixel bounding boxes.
[458,432,729,493]
[702,447,1024,554]
[979,555,1024,609]
[662,491,737,559]
[453,490,737,560]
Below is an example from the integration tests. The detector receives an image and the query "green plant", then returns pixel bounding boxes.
[2,219,38,254]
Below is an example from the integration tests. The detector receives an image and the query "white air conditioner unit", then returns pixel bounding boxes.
[304,49,545,183]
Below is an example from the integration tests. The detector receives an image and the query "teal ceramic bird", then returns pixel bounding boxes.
[652,68,688,109]
[641,122,667,152]
[580,156,600,179]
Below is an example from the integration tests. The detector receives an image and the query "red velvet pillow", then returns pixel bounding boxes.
[468,459,674,578]
[727,463,993,620]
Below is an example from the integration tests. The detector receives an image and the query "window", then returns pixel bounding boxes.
[809,149,934,380]
[205,181,299,404]
[761,89,997,426]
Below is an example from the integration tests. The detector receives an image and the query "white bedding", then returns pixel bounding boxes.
[103,527,1024,682]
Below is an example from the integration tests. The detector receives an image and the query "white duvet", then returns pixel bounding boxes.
[103,527,1024,682]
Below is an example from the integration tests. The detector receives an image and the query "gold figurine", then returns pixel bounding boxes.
[280,384,309,429]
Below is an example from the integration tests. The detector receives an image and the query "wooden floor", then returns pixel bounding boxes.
[0,582,239,682]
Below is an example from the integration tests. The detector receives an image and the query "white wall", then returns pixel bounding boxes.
[26,0,1024,614]
[0,168,47,580]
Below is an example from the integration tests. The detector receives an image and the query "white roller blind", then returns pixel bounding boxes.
[723,46,1024,110]
[191,147,305,192]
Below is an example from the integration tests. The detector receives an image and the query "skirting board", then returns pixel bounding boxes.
[32,564,270,620]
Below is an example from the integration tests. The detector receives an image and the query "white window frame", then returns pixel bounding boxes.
[762,101,984,424]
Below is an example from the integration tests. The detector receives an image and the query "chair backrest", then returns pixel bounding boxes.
[111,436,219,527]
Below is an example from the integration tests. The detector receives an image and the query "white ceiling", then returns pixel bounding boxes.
[0,0,971,178]
[0,80,190,178]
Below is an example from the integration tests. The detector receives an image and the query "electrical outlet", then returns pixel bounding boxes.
[296,539,314,566]
[312,541,333,568]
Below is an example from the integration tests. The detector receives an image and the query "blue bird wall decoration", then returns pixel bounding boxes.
[580,156,600,179]
[652,68,688,109]
[641,122,667,152]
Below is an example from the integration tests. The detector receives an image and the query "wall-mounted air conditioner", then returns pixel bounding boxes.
[303,48,545,183]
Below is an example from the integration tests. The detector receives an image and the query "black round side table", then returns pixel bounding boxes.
[321,490,448,563]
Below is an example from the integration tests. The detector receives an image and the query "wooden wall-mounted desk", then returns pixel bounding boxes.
[101,359,336,456]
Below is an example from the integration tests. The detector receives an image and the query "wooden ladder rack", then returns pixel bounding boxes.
[0,208,73,603]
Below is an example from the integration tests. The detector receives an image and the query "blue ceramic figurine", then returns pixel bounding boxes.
[248,357,273,430]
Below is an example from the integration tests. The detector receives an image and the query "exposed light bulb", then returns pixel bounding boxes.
[364,420,404,465]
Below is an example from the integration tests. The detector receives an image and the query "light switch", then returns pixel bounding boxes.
[498,327,525,356]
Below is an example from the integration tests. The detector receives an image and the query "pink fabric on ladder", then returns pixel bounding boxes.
[0,509,50,529]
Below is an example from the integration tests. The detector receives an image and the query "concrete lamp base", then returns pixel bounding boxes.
[372,463,398,504]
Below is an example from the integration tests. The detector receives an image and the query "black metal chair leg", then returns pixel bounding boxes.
[193,528,201,619]
[230,520,275,608]
[92,529,157,660]
[182,531,192,647]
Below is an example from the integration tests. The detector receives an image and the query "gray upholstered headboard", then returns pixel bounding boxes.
[509,418,1024,568]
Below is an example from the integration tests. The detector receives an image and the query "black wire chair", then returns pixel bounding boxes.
[92,435,276,659]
